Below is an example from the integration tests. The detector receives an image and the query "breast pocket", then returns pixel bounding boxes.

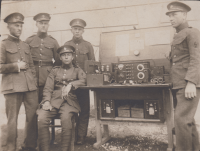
[6,49,18,63]
[79,49,89,62]
[172,35,188,53]
[43,44,54,57]
[29,44,40,57]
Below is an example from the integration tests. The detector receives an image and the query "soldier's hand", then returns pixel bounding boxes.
[185,81,196,99]
[18,61,27,69]
[62,84,72,98]
[42,101,53,111]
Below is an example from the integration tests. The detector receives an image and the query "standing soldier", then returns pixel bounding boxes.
[166,2,200,151]
[0,13,38,151]
[25,13,61,103]
[64,18,95,144]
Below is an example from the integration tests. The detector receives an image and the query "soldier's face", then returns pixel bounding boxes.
[7,23,23,37]
[168,12,187,28]
[36,21,49,33]
[71,27,84,38]
[60,52,74,65]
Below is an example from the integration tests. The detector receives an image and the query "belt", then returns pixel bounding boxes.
[33,60,53,66]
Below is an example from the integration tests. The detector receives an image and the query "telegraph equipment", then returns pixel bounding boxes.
[113,62,150,84]
[85,60,112,86]
[150,66,165,84]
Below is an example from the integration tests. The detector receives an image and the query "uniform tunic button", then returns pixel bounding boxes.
[64,74,66,76]
[174,55,176,58]
[64,69,66,72]
[41,39,43,41]
[76,44,78,45]
[24,71,26,73]
[76,55,78,57]
[18,48,20,50]
[174,47,175,49]
[173,63,175,65]
[40,49,42,51]
[40,54,42,56]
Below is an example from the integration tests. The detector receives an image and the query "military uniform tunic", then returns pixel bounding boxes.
[169,22,200,151]
[0,35,37,94]
[64,36,95,138]
[37,65,86,151]
[25,33,61,103]
[0,35,38,150]
[169,22,200,89]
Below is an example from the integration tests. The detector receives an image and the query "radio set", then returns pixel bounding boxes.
[85,60,113,86]
[113,62,150,84]
[85,60,168,86]
[150,66,165,84]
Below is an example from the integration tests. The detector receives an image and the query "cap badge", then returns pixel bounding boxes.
[64,47,67,51]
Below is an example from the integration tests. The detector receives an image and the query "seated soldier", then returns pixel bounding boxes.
[37,45,86,151]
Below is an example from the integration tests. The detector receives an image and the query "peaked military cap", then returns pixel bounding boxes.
[33,13,51,22]
[57,45,75,55]
[166,1,191,15]
[70,18,86,28]
[4,12,24,24]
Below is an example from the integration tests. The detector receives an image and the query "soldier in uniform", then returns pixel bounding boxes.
[25,13,61,103]
[37,45,86,151]
[166,2,200,151]
[0,13,38,151]
[64,18,95,144]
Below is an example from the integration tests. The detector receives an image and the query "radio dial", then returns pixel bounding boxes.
[137,72,145,79]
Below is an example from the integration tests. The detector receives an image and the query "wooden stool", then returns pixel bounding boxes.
[49,113,78,151]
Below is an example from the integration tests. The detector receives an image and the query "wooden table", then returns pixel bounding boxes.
[80,84,174,151]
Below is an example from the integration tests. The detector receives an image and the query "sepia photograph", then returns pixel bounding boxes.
[1,0,200,151]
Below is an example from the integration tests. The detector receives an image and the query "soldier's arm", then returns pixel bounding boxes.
[70,68,86,89]
[53,40,62,66]
[88,43,95,60]
[27,44,37,86]
[184,30,200,85]
[0,43,19,74]
[40,68,56,105]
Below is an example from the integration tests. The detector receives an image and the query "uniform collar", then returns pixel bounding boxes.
[37,32,47,39]
[72,36,83,44]
[61,63,73,70]
[176,21,189,33]
[7,34,20,43]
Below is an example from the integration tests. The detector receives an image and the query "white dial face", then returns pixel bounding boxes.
[137,64,144,71]
[137,72,145,79]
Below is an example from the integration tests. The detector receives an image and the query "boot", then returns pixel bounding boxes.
[61,130,72,151]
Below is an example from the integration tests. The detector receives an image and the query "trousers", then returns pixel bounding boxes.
[4,91,38,151]
[37,102,78,151]
[76,89,90,138]
[172,88,200,151]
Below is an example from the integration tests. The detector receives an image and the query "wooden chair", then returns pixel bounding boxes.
[49,113,78,151]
